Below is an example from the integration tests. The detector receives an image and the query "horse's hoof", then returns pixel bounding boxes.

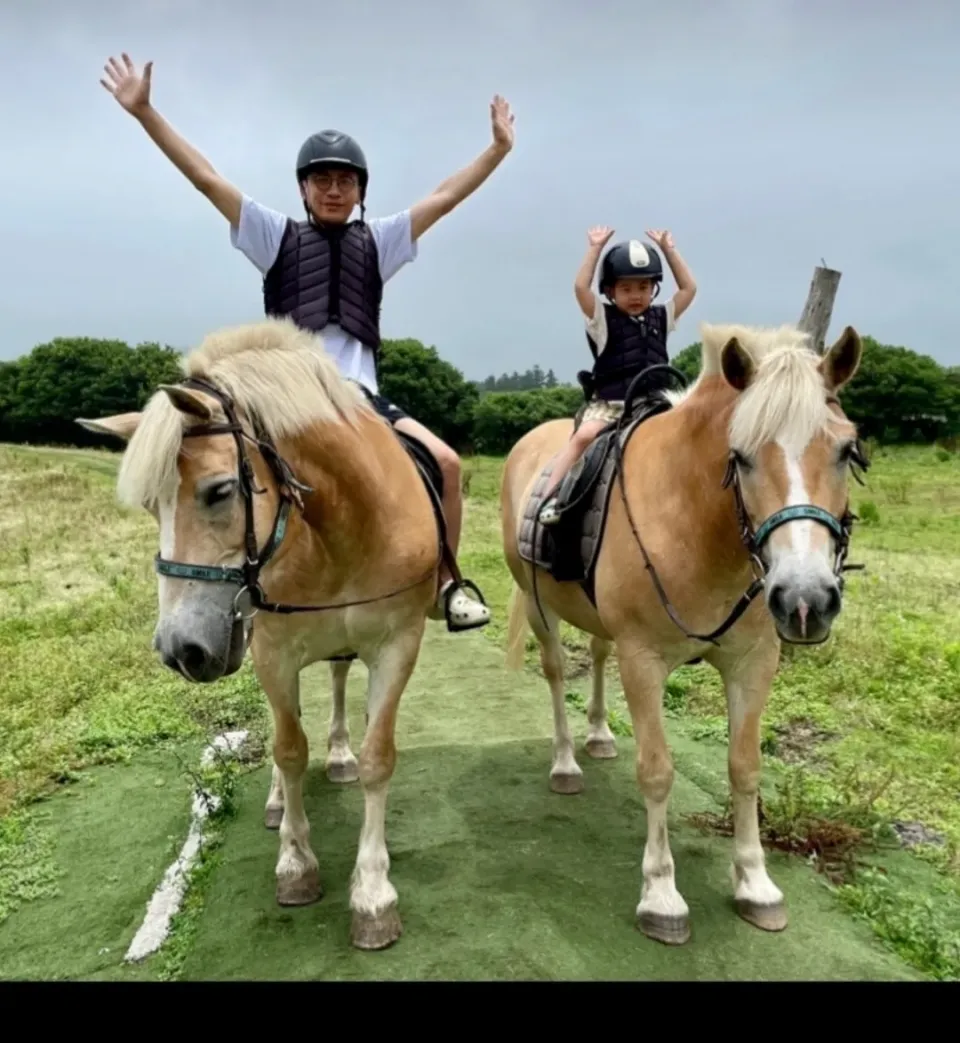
[326,758,359,784]
[549,771,584,795]
[276,866,322,906]
[351,905,402,950]
[585,737,618,759]
[264,805,283,829]
[736,898,788,932]
[637,910,690,945]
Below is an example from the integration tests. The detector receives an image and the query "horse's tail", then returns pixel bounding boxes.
[505,583,529,671]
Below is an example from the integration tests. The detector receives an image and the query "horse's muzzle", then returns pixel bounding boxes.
[155,610,247,683]
[766,577,841,645]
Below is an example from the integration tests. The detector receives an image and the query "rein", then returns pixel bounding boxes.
[153,376,444,623]
[610,368,871,646]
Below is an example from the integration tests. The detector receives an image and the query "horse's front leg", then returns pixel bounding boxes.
[715,636,787,931]
[264,680,301,830]
[349,620,424,950]
[264,763,284,829]
[256,653,321,906]
[326,658,359,783]
[617,641,689,945]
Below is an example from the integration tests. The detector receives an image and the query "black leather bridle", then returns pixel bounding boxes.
[153,376,443,623]
[612,367,870,646]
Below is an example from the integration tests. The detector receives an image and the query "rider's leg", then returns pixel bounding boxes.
[539,418,610,524]
[383,410,489,630]
[392,415,463,570]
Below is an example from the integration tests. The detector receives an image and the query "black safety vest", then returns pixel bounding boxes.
[588,303,669,400]
[262,217,383,358]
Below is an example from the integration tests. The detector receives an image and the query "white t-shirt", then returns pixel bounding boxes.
[585,295,676,355]
[229,196,418,393]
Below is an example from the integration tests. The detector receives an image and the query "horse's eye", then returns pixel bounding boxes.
[838,441,859,465]
[204,480,237,506]
[733,449,752,470]
[838,440,870,481]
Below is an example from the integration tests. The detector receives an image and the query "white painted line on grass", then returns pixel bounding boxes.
[124,729,250,963]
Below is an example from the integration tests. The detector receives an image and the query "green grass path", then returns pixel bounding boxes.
[0,624,920,980]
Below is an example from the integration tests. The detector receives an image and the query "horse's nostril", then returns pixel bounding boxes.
[180,642,208,674]
[767,582,787,618]
[822,583,842,618]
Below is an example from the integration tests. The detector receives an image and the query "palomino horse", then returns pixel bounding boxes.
[501,322,867,945]
[77,316,454,950]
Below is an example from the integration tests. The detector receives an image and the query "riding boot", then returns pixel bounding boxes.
[538,496,562,524]
[427,578,490,631]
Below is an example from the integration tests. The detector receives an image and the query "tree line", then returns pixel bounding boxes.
[1,331,958,457]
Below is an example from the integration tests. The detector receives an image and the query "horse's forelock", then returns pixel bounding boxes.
[688,323,837,458]
[116,390,184,510]
[116,317,372,510]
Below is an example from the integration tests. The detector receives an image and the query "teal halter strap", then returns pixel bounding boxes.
[751,503,848,549]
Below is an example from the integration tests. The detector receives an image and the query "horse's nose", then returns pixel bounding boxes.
[819,581,841,621]
[767,576,842,642]
[162,633,217,682]
[767,581,789,621]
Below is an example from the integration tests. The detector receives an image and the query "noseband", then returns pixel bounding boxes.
[613,372,871,646]
[154,376,442,622]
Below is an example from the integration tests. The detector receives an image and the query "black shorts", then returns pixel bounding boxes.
[353,382,408,426]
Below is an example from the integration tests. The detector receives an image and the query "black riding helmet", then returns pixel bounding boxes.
[600,239,663,298]
[296,130,369,217]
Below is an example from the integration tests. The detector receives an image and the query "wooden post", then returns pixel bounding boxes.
[797,264,841,354]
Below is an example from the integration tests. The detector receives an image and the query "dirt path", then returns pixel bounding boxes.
[1,624,919,980]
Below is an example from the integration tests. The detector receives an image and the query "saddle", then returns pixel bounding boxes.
[394,427,445,520]
[517,365,686,606]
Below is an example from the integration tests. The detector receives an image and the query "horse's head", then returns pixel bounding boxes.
[79,381,287,682]
[78,318,375,682]
[713,323,866,645]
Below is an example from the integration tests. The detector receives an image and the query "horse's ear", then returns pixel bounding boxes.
[75,412,142,441]
[720,336,755,391]
[820,325,861,392]
[158,384,215,420]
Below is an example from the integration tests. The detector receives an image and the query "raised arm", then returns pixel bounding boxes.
[409,95,515,241]
[574,226,616,319]
[100,53,243,227]
[646,229,697,319]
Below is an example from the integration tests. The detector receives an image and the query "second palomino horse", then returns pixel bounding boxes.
[500,321,868,944]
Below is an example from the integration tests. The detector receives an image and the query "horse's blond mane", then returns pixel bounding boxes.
[117,317,371,509]
[665,321,835,457]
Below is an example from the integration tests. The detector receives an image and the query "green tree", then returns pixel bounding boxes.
[471,386,584,455]
[0,337,183,446]
[837,337,960,442]
[670,341,702,383]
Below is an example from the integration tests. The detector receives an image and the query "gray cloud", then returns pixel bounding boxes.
[2,0,958,378]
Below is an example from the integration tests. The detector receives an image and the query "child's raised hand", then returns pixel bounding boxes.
[646,229,675,250]
[587,225,615,248]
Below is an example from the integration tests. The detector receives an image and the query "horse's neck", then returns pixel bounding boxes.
[278,413,396,568]
[667,380,748,575]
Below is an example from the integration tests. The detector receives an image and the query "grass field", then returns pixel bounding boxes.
[1,439,959,979]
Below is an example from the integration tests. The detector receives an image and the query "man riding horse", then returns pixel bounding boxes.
[100,51,513,632]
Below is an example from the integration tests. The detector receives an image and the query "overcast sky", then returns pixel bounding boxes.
[2,0,957,379]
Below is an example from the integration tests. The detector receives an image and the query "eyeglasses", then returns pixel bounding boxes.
[307,172,358,191]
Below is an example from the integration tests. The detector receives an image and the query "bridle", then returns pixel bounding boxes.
[612,367,871,646]
[153,376,443,624]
